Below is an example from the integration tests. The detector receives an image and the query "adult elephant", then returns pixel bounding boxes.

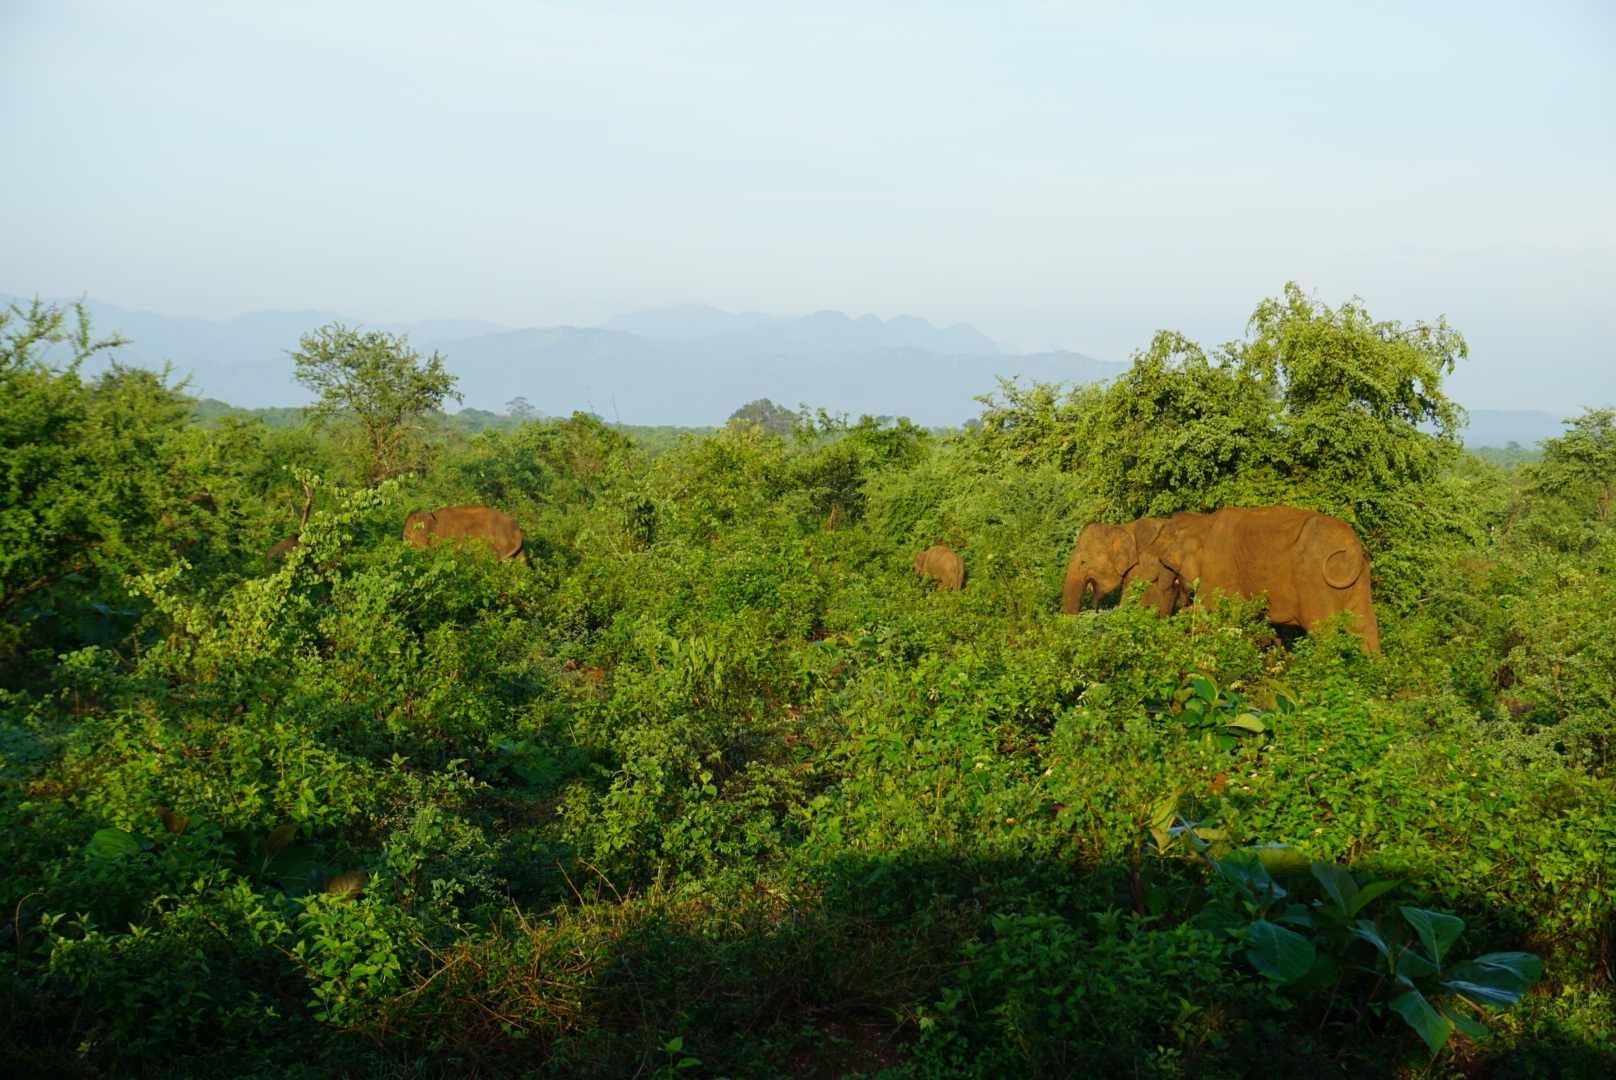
[914,544,965,592]
[402,506,525,562]
[1150,506,1380,653]
[1062,518,1180,616]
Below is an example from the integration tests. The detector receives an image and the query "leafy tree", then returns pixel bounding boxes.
[291,324,460,485]
[505,395,541,420]
[1527,408,1616,524]
[728,397,796,438]
[977,284,1466,530]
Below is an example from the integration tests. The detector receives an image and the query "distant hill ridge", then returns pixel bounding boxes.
[0,294,1584,440]
[2,294,1102,426]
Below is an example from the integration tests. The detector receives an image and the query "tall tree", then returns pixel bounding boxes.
[1526,408,1616,529]
[290,324,460,485]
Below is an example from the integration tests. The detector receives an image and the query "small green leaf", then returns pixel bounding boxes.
[1402,907,1465,966]
[1243,919,1317,984]
[1389,988,1452,1055]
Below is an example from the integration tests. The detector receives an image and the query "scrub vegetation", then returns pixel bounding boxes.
[2,286,1612,1079]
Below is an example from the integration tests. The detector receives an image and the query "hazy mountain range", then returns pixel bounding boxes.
[1,294,1581,442]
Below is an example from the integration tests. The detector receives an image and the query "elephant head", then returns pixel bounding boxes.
[402,510,437,546]
[1063,523,1140,613]
[1146,511,1214,596]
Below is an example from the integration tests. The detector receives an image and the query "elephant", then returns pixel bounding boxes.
[402,505,525,562]
[1149,505,1380,653]
[264,536,299,571]
[1062,518,1181,615]
[914,544,964,592]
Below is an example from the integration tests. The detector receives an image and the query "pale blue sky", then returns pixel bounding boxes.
[1,1,1612,408]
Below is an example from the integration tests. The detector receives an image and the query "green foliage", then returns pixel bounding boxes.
[0,297,195,661]
[1151,671,1290,752]
[2,292,1614,1079]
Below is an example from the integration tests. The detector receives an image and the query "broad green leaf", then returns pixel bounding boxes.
[1191,905,1247,939]
[1442,952,1543,1007]
[85,827,141,859]
[1191,675,1217,703]
[1346,879,1399,917]
[1389,988,1453,1055]
[266,842,322,886]
[263,823,298,857]
[1311,862,1358,909]
[325,870,366,896]
[1147,791,1179,833]
[1439,1006,1491,1040]
[1255,846,1310,877]
[1395,946,1439,979]
[1243,919,1317,984]
[1349,920,1392,963]
[1217,847,1285,904]
[1275,905,1317,930]
[1402,907,1465,966]
[1226,714,1265,733]
[1289,952,1339,995]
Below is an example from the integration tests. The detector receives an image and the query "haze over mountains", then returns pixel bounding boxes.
[1,293,1580,443]
[8,294,1119,427]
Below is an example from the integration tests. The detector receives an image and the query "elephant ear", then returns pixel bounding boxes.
[1129,518,1166,550]
[1322,548,1363,589]
[1110,528,1139,574]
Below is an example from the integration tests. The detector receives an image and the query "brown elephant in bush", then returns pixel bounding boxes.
[914,544,964,592]
[264,536,300,571]
[1149,506,1380,653]
[402,506,525,562]
[1062,518,1180,615]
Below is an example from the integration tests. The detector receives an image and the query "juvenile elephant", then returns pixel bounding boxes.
[402,506,525,562]
[1062,518,1180,615]
[264,536,299,571]
[914,544,964,592]
[1150,506,1380,653]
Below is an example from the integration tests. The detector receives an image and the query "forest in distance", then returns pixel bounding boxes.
[1,283,1613,1078]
